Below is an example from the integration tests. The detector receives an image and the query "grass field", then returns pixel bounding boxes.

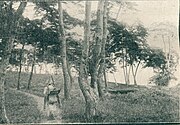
[0,89,41,123]
[6,71,62,97]
[4,71,180,123]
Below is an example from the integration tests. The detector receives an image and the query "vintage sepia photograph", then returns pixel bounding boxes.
[0,0,179,124]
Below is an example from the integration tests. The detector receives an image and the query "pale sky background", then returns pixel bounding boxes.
[118,0,178,27]
[14,0,179,87]
[63,0,179,50]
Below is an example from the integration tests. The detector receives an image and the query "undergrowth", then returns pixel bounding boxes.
[5,71,179,123]
[0,89,41,123]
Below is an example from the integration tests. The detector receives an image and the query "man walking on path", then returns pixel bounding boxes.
[43,77,61,119]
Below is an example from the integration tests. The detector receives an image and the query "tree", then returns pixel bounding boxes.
[89,0,105,90]
[107,20,148,85]
[13,11,80,90]
[57,1,71,99]
[103,1,138,85]
[146,49,179,86]
[27,45,36,90]
[16,18,44,89]
[0,1,27,123]
[97,0,108,98]
[34,2,83,98]
[15,17,30,90]
[17,42,25,90]
[149,22,177,84]
[127,24,148,85]
[78,1,97,122]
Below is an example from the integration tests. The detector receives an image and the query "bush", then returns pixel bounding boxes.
[149,71,176,86]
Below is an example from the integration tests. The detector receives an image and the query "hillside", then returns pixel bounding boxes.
[3,71,179,123]
[0,89,41,123]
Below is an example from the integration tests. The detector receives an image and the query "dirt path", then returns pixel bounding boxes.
[11,89,63,123]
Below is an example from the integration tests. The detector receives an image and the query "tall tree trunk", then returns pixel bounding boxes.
[58,1,71,100]
[122,50,128,84]
[0,62,10,124]
[97,0,108,98]
[127,64,132,84]
[67,62,73,90]
[90,0,105,89]
[17,42,25,90]
[90,71,97,88]
[79,1,97,122]
[125,49,130,85]
[27,46,36,90]
[97,73,103,98]
[131,65,137,85]
[27,62,35,90]
[103,68,108,91]
[131,61,140,85]
[122,60,126,84]
[0,2,27,123]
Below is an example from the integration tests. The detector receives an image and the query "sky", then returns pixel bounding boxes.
[15,0,180,86]
[62,0,179,50]
[22,0,179,27]
[117,0,179,51]
[118,0,178,27]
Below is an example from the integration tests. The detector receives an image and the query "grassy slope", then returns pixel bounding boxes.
[98,88,179,122]
[6,71,179,123]
[6,71,62,97]
[0,89,41,123]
